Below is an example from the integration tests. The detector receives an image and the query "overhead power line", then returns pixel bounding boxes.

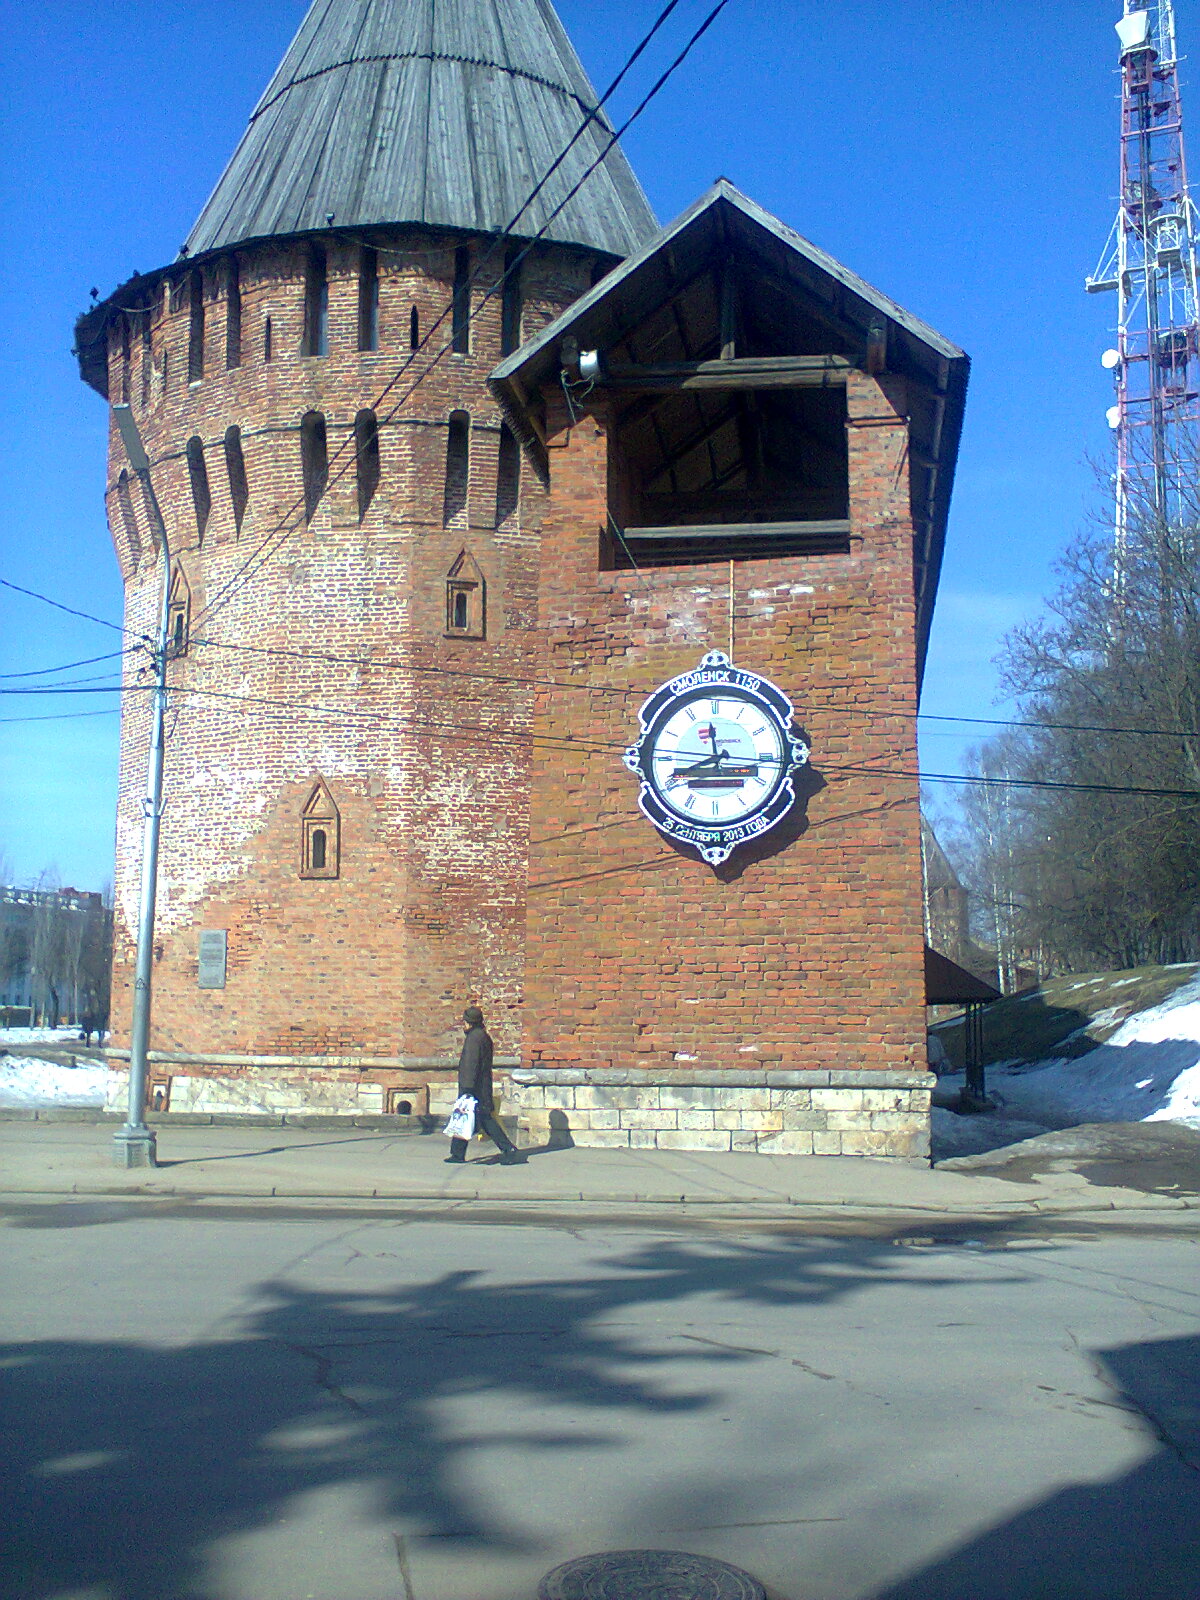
[0,577,136,638]
[0,648,133,680]
[7,677,1197,802]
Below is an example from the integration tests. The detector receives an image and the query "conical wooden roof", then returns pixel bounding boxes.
[184,0,658,259]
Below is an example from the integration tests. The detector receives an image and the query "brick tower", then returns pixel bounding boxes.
[78,4,969,1159]
[75,0,656,1115]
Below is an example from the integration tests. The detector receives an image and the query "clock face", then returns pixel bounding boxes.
[646,691,788,825]
[624,652,809,866]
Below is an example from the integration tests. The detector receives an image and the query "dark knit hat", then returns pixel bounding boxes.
[462,1006,484,1027]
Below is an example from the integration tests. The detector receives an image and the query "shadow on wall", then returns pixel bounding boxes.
[870,1333,1200,1600]
[3,1228,978,1600]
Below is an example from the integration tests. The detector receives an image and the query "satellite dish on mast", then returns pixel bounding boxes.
[1106,405,1121,429]
[1101,348,1121,369]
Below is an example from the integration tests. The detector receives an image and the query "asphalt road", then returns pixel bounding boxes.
[2,1199,1198,1600]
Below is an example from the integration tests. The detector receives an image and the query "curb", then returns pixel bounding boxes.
[0,1182,1194,1215]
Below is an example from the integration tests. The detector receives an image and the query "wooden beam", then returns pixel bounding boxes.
[622,519,851,541]
[600,355,854,392]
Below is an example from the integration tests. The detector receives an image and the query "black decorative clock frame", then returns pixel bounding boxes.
[623,650,810,866]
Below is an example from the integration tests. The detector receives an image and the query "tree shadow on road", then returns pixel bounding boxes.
[869,1332,1200,1600]
[1,1229,978,1600]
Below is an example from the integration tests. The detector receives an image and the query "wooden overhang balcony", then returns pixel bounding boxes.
[489,180,968,683]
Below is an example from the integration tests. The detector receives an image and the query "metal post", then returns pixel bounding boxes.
[111,404,170,1169]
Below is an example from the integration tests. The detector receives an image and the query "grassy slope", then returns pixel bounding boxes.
[931,963,1200,1070]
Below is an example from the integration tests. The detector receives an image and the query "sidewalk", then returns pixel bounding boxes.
[1,1117,1196,1225]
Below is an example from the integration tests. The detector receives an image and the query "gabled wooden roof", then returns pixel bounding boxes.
[184,0,657,260]
[491,180,969,683]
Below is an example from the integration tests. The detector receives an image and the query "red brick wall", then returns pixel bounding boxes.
[103,230,595,1062]
[523,369,927,1075]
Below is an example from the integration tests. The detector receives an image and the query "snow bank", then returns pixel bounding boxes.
[935,972,1200,1159]
[0,1057,118,1108]
[991,971,1200,1130]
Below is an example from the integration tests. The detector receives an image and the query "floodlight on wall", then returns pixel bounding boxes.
[579,349,602,382]
[1101,348,1121,369]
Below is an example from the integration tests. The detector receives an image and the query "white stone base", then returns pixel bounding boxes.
[507,1070,932,1161]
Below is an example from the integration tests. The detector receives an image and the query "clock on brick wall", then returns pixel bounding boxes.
[623,651,810,866]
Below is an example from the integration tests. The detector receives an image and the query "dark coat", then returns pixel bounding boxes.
[457,1024,494,1112]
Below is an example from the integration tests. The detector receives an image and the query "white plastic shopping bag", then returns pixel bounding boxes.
[443,1093,477,1140]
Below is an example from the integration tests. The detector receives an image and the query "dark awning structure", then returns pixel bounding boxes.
[924,945,1001,1006]
[491,181,969,683]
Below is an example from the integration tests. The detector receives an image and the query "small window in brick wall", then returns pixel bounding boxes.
[300,779,340,879]
[358,246,379,351]
[355,409,380,520]
[445,549,485,639]
[119,316,132,403]
[300,411,328,522]
[187,271,204,382]
[225,256,242,369]
[167,564,191,657]
[303,247,329,357]
[140,319,152,406]
[443,410,469,526]
[452,246,471,353]
[224,426,249,534]
[186,437,211,542]
[495,422,519,526]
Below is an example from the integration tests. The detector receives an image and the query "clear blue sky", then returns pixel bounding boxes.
[0,0,1143,889]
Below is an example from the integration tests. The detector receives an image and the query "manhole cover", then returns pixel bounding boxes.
[538,1548,765,1599]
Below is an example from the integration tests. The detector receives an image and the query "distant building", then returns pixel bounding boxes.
[75,0,967,1158]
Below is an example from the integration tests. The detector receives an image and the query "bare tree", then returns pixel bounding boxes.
[948,506,1200,974]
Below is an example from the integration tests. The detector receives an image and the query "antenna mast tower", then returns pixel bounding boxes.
[1088,0,1200,569]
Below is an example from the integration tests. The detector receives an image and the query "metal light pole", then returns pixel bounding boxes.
[112,403,170,1169]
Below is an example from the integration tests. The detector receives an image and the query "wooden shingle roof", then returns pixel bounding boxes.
[184,0,658,260]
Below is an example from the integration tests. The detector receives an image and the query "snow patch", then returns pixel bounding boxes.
[0,1057,119,1108]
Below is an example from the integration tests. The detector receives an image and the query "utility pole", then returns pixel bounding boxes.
[111,403,170,1169]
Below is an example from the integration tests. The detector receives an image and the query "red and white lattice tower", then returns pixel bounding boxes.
[1088,0,1200,571]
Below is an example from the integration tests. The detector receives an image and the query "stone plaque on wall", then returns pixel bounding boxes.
[197,930,227,989]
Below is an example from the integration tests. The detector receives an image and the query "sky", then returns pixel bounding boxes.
[0,0,1147,889]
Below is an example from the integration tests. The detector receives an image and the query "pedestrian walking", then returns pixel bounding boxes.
[445,1005,525,1165]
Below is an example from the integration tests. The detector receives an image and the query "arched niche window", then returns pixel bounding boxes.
[451,245,471,353]
[303,247,329,357]
[224,425,249,535]
[300,779,340,879]
[409,305,420,350]
[500,245,522,356]
[445,549,485,639]
[187,271,205,382]
[161,347,169,396]
[225,257,242,369]
[355,409,380,520]
[263,315,273,362]
[115,470,143,567]
[495,422,520,527]
[186,436,211,543]
[167,565,191,657]
[300,411,328,522]
[358,246,379,351]
[443,410,469,526]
